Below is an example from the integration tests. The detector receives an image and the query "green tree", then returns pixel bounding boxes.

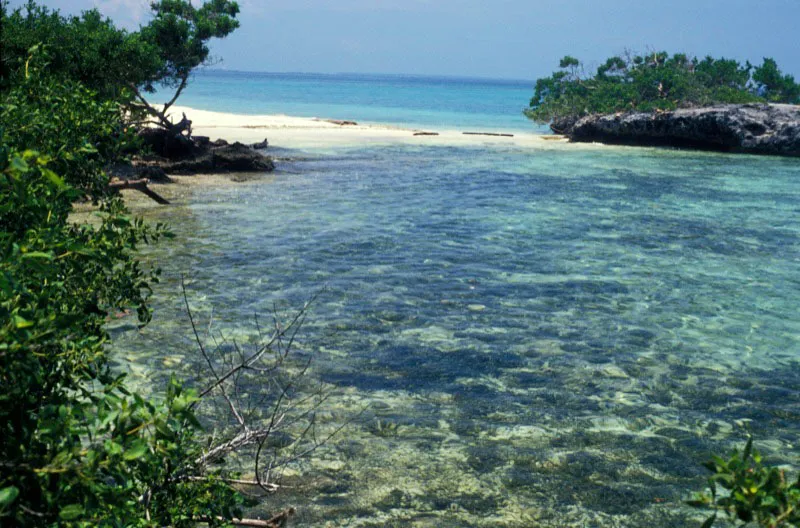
[0,2,160,100]
[1,0,241,132]
[525,51,796,127]
[1,21,327,526]
[132,0,241,130]
[752,58,800,104]
[0,56,255,524]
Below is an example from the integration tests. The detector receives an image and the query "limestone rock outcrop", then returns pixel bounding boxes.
[561,104,800,157]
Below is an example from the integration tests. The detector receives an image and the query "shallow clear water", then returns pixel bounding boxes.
[154,70,541,132]
[112,141,800,526]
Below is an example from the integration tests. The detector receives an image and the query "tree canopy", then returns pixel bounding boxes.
[525,51,800,126]
[1,0,240,128]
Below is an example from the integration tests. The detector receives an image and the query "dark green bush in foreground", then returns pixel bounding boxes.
[0,62,246,525]
[2,5,321,526]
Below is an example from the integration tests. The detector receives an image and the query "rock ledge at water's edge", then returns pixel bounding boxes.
[556,104,800,157]
[136,128,275,175]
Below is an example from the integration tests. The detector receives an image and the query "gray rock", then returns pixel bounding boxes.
[160,142,275,174]
[212,142,275,172]
[251,138,269,149]
[564,104,800,157]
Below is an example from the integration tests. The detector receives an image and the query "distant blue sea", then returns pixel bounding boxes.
[126,71,800,526]
[154,69,543,132]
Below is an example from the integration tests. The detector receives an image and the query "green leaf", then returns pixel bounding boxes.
[0,486,20,509]
[8,156,29,174]
[59,504,84,520]
[41,167,66,188]
[21,251,54,260]
[123,441,149,461]
[700,513,716,528]
[12,315,34,329]
[743,436,753,461]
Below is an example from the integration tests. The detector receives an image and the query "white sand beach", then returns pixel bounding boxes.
[165,105,567,150]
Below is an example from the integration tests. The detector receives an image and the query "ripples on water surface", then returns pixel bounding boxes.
[112,143,800,527]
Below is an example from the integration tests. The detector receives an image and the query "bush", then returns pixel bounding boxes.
[689,438,800,528]
[0,55,246,527]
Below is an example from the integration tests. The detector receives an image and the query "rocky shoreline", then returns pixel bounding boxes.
[111,128,275,186]
[555,104,800,157]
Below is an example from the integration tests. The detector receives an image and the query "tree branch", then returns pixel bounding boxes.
[162,73,189,114]
[199,508,296,528]
[197,293,319,399]
[128,82,172,129]
[109,178,170,205]
[194,426,279,468]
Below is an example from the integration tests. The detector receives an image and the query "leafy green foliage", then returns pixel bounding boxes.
[139,0,240,93]
[0,49,245,528]
[2,57,138,197]
[752,58,800,104]
[526,51,800,125]
[689,438,800,527]
[1,0,240,127]
[0,2,161,99]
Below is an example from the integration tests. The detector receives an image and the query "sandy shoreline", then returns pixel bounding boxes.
[116,105,571,206]
[165,105,566,150]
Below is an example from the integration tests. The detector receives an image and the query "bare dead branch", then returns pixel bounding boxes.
[182,277,245,427]
[199,508,296,528]
[109,178,170,205]
[197,292,321,399]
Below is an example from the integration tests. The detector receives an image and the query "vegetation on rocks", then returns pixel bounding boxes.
[526,51,800,128]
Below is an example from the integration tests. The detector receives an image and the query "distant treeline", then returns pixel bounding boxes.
[526,52,800,125]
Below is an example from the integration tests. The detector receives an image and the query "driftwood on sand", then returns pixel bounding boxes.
[463,131,514,137]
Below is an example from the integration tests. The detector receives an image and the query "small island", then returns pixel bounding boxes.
[526,52,800,156]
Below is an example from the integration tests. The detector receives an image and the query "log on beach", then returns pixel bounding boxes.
[463,131,514,137]
[322,119,358,126]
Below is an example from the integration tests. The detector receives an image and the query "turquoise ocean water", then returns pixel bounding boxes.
[119,72,800,526]
[155,70,542,132]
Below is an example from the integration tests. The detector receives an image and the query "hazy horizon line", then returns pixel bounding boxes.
[196,66,537,85]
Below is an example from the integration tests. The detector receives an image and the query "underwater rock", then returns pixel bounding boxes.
[563,103,800,157]
[598,364,629,379]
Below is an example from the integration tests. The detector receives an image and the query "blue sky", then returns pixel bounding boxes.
[9,0,800,81]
